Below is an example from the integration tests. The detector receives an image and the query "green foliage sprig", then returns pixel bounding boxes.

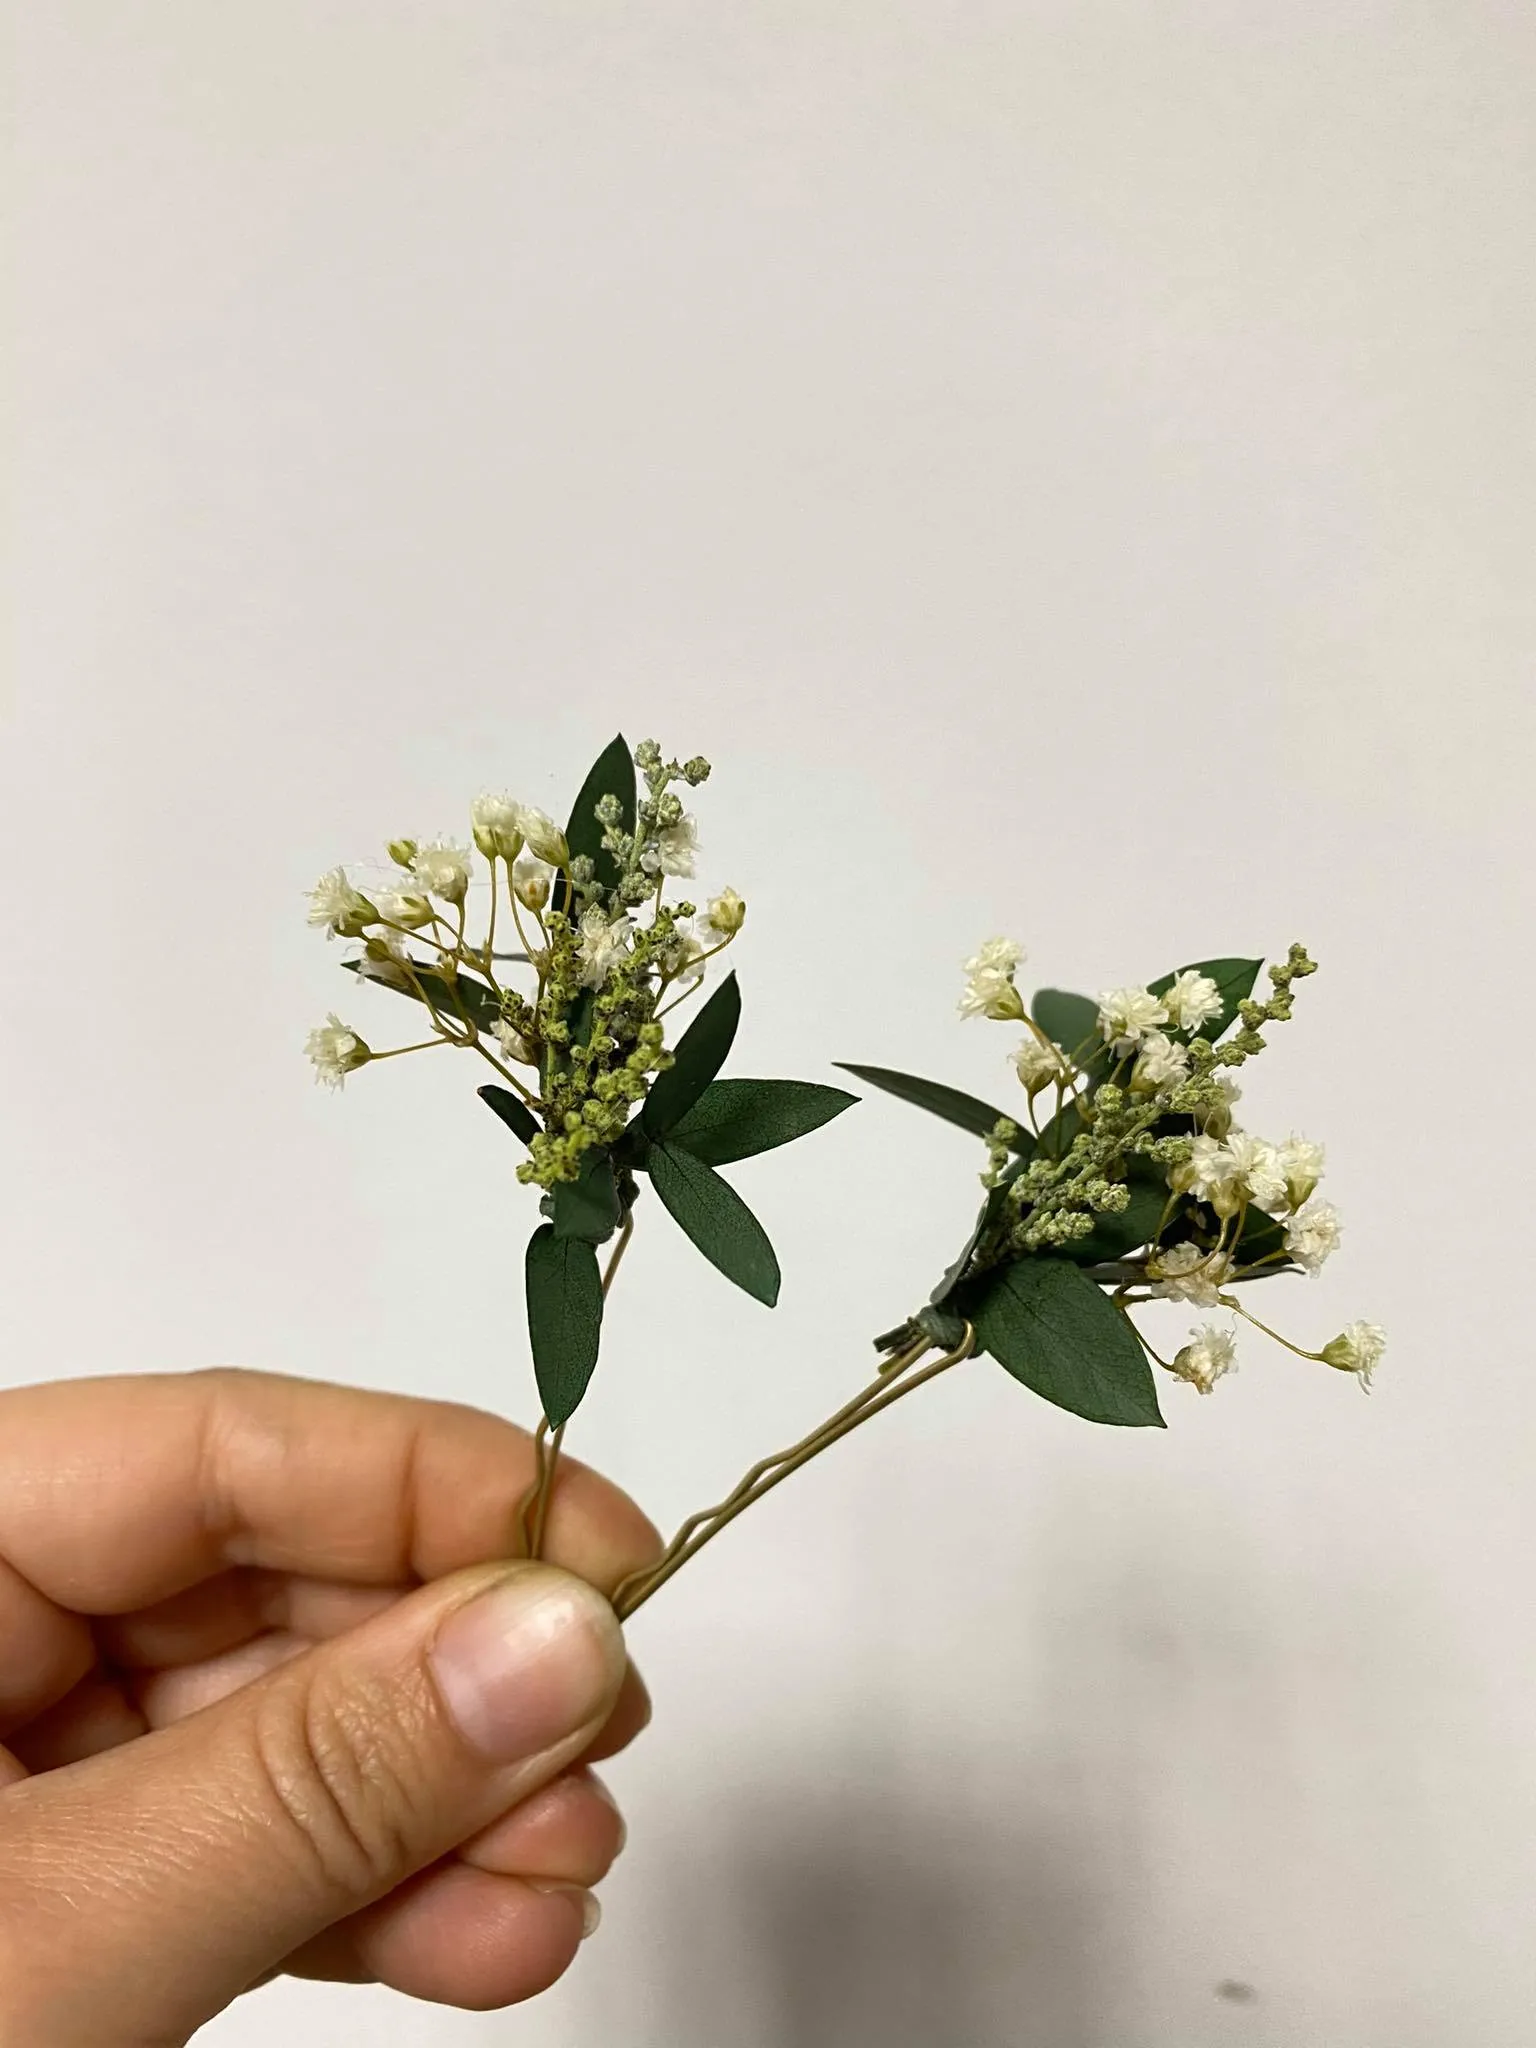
[306,741,1383,1614]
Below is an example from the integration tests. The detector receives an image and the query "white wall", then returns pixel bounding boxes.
[7,5,1535,2042]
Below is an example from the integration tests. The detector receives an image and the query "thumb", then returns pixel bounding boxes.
[0,1562,625,2045]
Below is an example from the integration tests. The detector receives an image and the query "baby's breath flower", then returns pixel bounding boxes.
[305,1014,369,1088]
[1012,1035,1071,1094]
[470,792,525,861]
[576,905,634,989]
[358,928,412,988]
[512,855,553,911]
[960,938,1026,1022]
[496,1018,536,1065]
[374,888,433,930]
[660,923,707,990]
[1272,1134,1325,1211]
[1169,1323,1238,1394]
[1321,1320,1386,1387]
[1284,1198,1342,1275]
[643,813,701,878]
[1203,1070,1242,1138]
[1163,969,1223,1033]
[410,838,473,905]
[1096,986,1169,1053]
[1174,1133,1237,1206]
[1147,1241,1232,1306]
[1224,1132,1287,1214]
[702,886,746,938]
[515,806,569,868]
[386,837,418,868]
[1130,1029,1189,1092]
[307,868,378,940]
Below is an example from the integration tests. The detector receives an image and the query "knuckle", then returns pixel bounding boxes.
[247,1668,425,1902]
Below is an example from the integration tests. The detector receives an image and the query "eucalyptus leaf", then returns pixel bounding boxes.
[646,1141,781,1305]
[1029,989,1111,1081]
[477,1084,540,1147]
[524,1225,604,1427]
[667,1077,856,1166]
[547,1148,622,1245]
[341,957,502,1034]
[1149,957,1263,1044]
[834,1064,1033,1153]
[553,732,635,917]
[642,973,742,1137]
[966,1258,1165,1427]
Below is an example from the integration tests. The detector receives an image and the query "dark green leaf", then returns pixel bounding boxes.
[966,1258,1165,1427]
[646,1141,780,1305]
[833,1064,1034,1154]
[477,1084,540,1147]
[547,1148,622,1245]
[342,957,502,1034]
[931,1152,1033,1305]
[1148,957,1263,1044]
[643,973,742,1137]
[1029,988,1101,1056]
[667,1077,857,1166]
[553,733,635,917]
[524,1225,604,1427]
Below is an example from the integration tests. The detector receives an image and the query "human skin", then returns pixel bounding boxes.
[0,1370,661,2044]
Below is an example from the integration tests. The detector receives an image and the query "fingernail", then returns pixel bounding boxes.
[432,1569,620,1763]
[532,1883,603,1939]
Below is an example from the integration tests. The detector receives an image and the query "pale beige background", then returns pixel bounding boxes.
[6,5,1535,2044]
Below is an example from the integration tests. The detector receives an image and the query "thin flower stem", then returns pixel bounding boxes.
[369,1039,452,1061]
[1229,1302,1322,1363]
[612,1327,975,1620]
[468,1036,541,1104]
[521,1213,636,1561]
[610,1338,930,1610]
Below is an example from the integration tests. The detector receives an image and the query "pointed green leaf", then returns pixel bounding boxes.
[646,1141,780,1305]
[524,1225,604,1427]
[552,733,635,917]
[666,1077,857,1166]
[642,973,742,1137]
[477,1084,540,1147]
[834,1064,1034,1153]
[547,1148,622,1244]
[1029,989,1102,1060]
[966,1258,1165,1427]
[342,957,502,1034]
[1148,958,1263,1043]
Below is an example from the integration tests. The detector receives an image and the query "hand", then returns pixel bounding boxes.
[0,1369,660,2044]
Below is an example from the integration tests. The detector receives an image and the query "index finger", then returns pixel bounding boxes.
[0,1370,659,1614]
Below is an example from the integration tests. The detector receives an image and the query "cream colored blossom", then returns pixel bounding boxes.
[305,1014,369,1088]
[410,838,473,905]
[1096,986,1168,1053]
[1321,1320,1385,1387]
[1131,1029,1189,1091]
[306,868,377,940]
[496,1017,536,1065]
[702,886,746,938]
[471,792,525,861]
[643,814,700,878]
[514,806,569,868]
[1147,1241,1232,1306]
[1273,1134,1325,1211]
[576,906,633,988]
[1012,1035,1072,1094]
[960,939,1026,1021]
[1164,969,1223,1033]
[1169,1323,1238,1394]
[511,855,553,911]
[1285,1199,1342,1274]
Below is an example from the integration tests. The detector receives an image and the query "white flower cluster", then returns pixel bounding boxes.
[959,938,1027,1022]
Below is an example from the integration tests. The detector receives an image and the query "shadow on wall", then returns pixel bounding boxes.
[623,1788,1101,2048]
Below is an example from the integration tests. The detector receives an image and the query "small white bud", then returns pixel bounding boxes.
[470,792,525,862]
[515,806,569,868]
